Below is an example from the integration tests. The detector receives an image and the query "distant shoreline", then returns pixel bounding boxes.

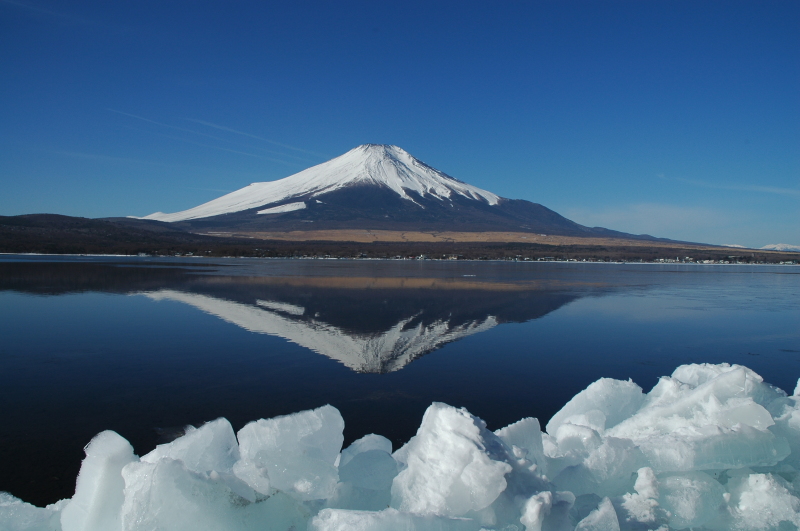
[2,252,798,266]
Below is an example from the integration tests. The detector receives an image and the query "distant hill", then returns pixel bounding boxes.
[1,213,798,263]
[0,214,231,255]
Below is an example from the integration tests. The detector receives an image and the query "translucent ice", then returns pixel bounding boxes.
[310,507,482,531]
[141,418,240,474]
[710,472,800,530]
[234,404,344,500]
[339,448,398,491]
[658,471,725,529]
[606,365,790,472]
[5,364,800,531]
[339,434,393,468]
[545,378,644,435]
[767,394,800,469]
[325,434,399,511]
[495,417,547,475]
[0,493,65,531]
[574,497,619,531]
[519,490,575,531]
[120,458,306,531]
[619,467,663,525]
[60,430,136,531]
[552,436,646,497]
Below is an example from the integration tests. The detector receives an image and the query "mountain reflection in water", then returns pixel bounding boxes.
[141,283,581,373]
[1,259,603,374]
[2,257,799,508]
[0,258,594,374]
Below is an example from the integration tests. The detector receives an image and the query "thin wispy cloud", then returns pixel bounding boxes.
[145,130,297,165]
[189,119,327,159]
[565,203,733,241]
[108,109,246,146]
[53,150,167,166]
[1,0,93,24]
[189,187,235,194]
[662,175,800,198]
[109,110,307,167]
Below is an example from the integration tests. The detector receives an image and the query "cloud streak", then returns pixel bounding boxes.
[1,0,93,24]
[54,150,165,166]
[663,175,800,198]
[188,119,327,159]
[144,130,297,165]
[108,110,315,167]
[565,203,734,241]
[109,109,246,145]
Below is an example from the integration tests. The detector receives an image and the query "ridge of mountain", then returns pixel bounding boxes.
[143,145,500,222]
[136,144,660,240]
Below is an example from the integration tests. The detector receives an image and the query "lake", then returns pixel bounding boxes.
[1,255,798,507]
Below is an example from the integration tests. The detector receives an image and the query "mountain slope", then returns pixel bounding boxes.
[139,144,654,239]
[143,145,498,222]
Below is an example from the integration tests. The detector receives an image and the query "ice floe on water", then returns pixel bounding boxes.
[2,363,799,531]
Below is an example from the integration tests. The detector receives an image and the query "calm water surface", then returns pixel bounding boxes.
[1,255,799,506]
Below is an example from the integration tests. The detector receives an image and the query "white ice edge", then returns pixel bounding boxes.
[2,363,799,531]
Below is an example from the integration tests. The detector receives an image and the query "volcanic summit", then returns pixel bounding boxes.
[141,144,652,239]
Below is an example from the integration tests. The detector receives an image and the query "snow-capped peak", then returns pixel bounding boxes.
[142,144,500,222]
[761,243,800,252]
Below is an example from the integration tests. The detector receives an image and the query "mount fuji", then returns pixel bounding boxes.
[140,144,655,239]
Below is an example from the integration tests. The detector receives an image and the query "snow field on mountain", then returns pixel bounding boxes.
[257,201,307,215]
[2,363,800,531]
[142,144,500,222]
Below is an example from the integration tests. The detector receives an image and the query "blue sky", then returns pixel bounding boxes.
[1,0,797,247]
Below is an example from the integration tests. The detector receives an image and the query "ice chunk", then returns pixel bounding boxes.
[711,472,800,530]
[495,417,546,474]
[769,395,800,469]
[554,423,603,457]
[390,403,513,517]
[340,450,398,491]
[328,439,399,512]
[339,434,392,468]
[553,436,646,497]
[574,497,619,531]
[642,423,788,472]
[670,363,785,409]
[120,458,306,531]
[608,365,791,472]
[546,378,644,435]
[141,418,239,474]
[4,363,800,531]
[60,430,136,531]
[235,404,344,500]
[543,424,603,481]
[0,493,65,531]
[519,490,575,531]
[324,482,393,512]
[794,378,799,397]
[658,471,725,529]
[310,507,482,531]
[619,467,664,525]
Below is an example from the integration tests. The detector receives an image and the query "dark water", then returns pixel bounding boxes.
[1,255,799,506]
